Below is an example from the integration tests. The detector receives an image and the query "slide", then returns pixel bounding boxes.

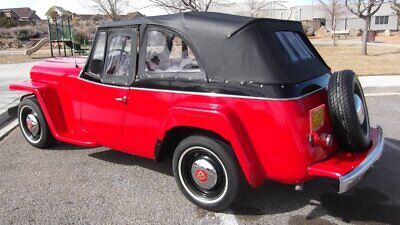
[25,37,49,56]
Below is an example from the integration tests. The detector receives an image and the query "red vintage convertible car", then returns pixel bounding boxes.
[10,12,384,211]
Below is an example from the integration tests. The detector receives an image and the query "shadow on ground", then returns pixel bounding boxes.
[89,150,173,176]
[369,49,400,57]
[85,138,400,224]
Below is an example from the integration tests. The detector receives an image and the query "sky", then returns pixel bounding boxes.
[0,0,313,19]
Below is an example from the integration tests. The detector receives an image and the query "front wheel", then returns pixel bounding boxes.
[18,97,55,149]
[172,135,244,211]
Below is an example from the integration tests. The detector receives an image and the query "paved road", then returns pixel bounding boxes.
[0,63,35,111]
[0,95,399,225]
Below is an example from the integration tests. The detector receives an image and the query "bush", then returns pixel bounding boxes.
[72,29,87,45]
[10,26,39,40]
[0,27,12,38]
[0,17,18,28]
[73,26,96,45]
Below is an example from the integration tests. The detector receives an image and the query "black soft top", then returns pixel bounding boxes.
[100,12,330,85]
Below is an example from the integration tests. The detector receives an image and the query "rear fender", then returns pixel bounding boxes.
[9,81,68,138]
[159,104,264,187]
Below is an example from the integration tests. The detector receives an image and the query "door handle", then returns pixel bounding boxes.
[115,96,127,103]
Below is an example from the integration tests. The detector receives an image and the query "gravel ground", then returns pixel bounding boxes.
[0,95,399,225]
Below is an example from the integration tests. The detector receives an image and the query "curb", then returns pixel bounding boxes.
[0,119,18,141]
[0,101,19,141]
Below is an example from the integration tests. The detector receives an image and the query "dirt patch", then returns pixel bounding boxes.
[0,52,51,64]
[315,44,400,75]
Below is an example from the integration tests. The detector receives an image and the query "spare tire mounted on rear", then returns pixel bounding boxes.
[328,70,371,152]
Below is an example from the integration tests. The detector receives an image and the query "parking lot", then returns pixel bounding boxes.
[0,94,399,225]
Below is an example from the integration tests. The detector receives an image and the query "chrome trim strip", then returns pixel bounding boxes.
[338,126,384,193]
[78,76,325,101]
[78,77,130,90]
[130,86,325,101]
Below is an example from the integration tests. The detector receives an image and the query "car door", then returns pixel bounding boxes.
[119,26,206,158]
[79,28,137,149]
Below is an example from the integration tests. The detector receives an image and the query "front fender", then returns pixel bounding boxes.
[159,103,264,187]
[9,81,97,147]
[10,80,68,136]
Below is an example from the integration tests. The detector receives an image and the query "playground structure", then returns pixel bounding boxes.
[25,6,89,57]
[25,37,49,56]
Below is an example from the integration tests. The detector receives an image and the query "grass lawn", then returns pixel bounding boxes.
[0,44,399,76]
[315,44,400,75]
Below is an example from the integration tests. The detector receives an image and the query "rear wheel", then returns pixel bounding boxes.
[172,135,243,211]
[18,97,55,149]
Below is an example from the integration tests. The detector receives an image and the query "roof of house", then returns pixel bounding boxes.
[119,12,144,20]
[73,11,143,21]
[0,7,40,19]
[73,13,107,20]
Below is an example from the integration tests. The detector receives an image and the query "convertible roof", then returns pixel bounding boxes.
[100,12,256,35]
[100,12,330,85]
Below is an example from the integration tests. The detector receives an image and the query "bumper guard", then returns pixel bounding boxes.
[338,126,384,193]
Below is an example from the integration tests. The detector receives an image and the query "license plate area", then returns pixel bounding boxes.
[310,104,325,132]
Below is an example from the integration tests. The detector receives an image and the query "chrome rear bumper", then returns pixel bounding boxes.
[338,126,384,193]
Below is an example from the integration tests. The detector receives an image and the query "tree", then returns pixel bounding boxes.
[87,0,130,20]
[148,0,230,12]
[318,0,345,46]
[246,0,268,17]
[392,0,400,29]
[345,0,384,55]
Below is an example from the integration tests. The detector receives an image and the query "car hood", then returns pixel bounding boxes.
[30,57,87,81]
[43,56,87,66]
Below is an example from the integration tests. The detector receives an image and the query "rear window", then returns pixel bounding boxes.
[275,31,315,62]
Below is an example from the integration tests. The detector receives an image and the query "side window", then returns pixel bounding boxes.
[142,29,203,80]
[88,31,107,77]
[104,32,132,77]
[275,31,315,62]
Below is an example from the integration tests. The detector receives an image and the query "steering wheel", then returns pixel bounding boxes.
[109,48,129,55]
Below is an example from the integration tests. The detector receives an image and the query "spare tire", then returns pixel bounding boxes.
[328,70,371,152]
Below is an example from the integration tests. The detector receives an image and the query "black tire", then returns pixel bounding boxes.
[172,135,244,211]
[18,97,55,149]
[328,70,371,152]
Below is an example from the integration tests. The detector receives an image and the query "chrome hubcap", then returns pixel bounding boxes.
[191,158,218,190]
[354,94,365,124]
[178,146,228,204]
[26,113,40,136]
[19,105,42,144]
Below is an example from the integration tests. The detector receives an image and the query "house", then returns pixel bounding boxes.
[72,13,108,24]
[291,2,398,31]
[210,1,399,31]
[0,7,41,23]
[119,12,144,20]
[72,11,143,24]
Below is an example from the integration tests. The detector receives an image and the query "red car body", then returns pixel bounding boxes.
[10,13,383,201]
[10,56,383,189]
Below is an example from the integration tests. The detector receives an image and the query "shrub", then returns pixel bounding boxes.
[10,26,39,40]
[0,27,12,38]
[0,17,18,28]
[73,26,96,45]
[72,29,87,45]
